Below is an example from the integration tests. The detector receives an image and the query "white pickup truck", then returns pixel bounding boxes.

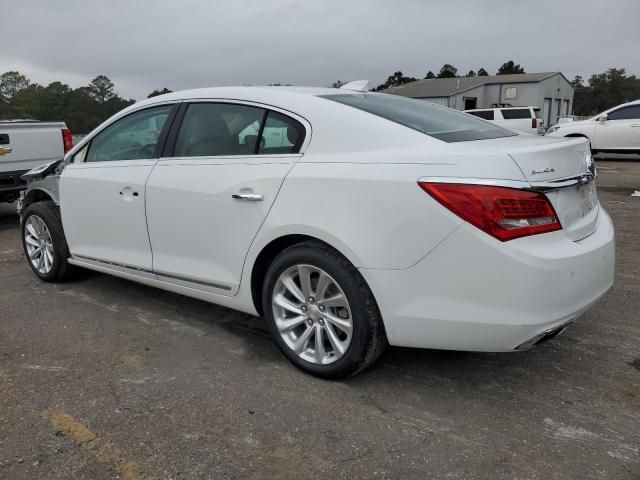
[0,120,73,203]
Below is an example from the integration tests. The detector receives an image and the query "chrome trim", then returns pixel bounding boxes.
[232,192,264,201]
[155,270,232,291]
[72,254,232,291]
[418,171,596,192]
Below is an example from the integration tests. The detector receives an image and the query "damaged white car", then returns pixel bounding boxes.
[19,84,614,378]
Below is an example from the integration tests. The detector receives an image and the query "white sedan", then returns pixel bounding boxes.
[546,100,640,153]
[18,83,615,378]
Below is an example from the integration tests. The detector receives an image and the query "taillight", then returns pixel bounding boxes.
[418,182,562,241]
[62,128,73,153]
[532,118,537,129]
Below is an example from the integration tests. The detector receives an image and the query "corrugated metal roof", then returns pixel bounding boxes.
[383,72,562,98]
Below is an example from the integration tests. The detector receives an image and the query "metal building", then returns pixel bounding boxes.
[383,72,574,126]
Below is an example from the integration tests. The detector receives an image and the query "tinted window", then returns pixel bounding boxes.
[174,103,265,157]
[257,111,305,154]
[322,94,515,142]
[467,110,494,120]
[500,108,531,120]
[86,106,172,162]
[607,105,640,121]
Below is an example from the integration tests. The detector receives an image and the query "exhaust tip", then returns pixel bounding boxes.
[515,322,571,351]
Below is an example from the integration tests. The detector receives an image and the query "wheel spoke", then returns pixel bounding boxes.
[274,293,304,315]
[26,223,38,238]
[318,293,348,308]
[298,265,312,298]
[292,325,314,354]
[324,312,352,335]
[25,236,40,247]
[314,325,325,363]
[275,315,307,332]
[29,246,42,259]
[43,250,51,271]
[37,251,44,271]
[315,272,331,300]
[325,321,346,355]
[281,274,305,304]
[45,248,54,266]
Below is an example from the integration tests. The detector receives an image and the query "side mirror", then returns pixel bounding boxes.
[598,114,607,124]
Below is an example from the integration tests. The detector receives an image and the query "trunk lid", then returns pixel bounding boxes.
[471,135,598,241]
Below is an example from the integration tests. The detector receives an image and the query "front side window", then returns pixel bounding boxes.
[322,94,515,142]
[607,105,640,121]
[500,108,531,120]
[467,110,494,120]
[174,103,265,157]
[86,105,172,162]
[258,111,305,154]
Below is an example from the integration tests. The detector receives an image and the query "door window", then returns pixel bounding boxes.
[467,110,494,120]
[500,108,531,119]
[257,111,306,154]
[174,103,266,157]
[607,105,640,120]
[85,106,173,162]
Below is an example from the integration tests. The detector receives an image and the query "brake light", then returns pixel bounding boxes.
[62,128,73,153]
[532,118,537,129]
[418,182,562,241]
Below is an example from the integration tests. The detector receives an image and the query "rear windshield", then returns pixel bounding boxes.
[321,94,515,142]
[500,108,532,119]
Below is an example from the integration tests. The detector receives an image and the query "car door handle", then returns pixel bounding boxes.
[232,193,263,201]
[631,124,640,127]
[0,146,12,156]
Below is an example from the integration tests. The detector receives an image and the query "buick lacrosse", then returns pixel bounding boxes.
[18,82,614,378]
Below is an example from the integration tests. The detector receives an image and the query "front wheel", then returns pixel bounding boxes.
[262,241,387,379]
[21,201,74,282]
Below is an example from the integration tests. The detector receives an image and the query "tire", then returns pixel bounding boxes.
[262,241,387,379]
[21,201,74,282]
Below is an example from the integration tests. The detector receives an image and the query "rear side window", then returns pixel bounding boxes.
[174,103,265,157]
[467,110,494,120]
[500,109,532,120]
[322,94,515,142]
[257,111,305,154]
[607,105,640,120]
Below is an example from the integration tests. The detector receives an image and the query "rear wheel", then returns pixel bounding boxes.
[262,241,387,379]
[21,201,73,282]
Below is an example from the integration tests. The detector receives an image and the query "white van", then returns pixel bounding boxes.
[464,107,544,135]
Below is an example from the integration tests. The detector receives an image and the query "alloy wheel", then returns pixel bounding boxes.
[272,264,353,365]
[24,215,54,275]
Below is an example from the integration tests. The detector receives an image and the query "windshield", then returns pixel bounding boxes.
[321,93,516,142]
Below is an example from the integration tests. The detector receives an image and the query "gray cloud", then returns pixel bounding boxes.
[1,0,639,100]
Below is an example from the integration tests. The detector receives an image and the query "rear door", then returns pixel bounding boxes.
[594,105,640,150]
[145,101,307,295]
[60,104,176,271]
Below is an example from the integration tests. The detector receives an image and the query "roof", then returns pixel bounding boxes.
[383,72,568,98]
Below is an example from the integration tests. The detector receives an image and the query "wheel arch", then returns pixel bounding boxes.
[249,233,362,316]
[22,187,57,213]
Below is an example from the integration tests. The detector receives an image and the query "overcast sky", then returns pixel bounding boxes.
[2,0,639,100]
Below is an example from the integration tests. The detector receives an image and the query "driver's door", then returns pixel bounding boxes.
[60,104,177,271]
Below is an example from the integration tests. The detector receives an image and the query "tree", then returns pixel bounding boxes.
[465,70,476,77]
[374,71,417,91]
[477,68,488,76]
[570,76,584,88]
[424,71,435,79]
[147,87,172,98]
[437,64,458,78]
[0,71,30,103]
[87,75,115,103]
[497,60,525,75]
[330,80,345,88]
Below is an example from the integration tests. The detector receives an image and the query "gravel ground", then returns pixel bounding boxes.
[0,159,639,480]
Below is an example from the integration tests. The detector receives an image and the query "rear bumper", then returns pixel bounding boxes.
[360,207,615,351]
